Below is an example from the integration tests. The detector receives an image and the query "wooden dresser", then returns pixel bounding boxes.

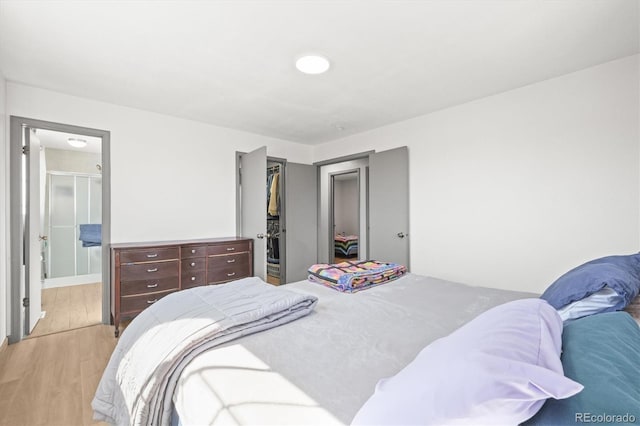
[110,237,253,337]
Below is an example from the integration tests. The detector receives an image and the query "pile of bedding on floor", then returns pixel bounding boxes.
[308,260,407,292]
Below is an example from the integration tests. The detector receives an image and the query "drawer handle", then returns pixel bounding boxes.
[147,299,158,304]
[227,259,236,263]
[147,283,159,288]
[147,267,158,273]
[227,272,236,277]
[191,276,196,281]
[146,253,158,258]
[190,262,196,267]
[191,249,196,254]
[226,247,235,251]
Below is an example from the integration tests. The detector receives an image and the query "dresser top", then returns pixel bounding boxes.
[110,237,252,250]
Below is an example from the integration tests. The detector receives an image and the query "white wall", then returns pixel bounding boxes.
[334,177,359,236]
[0,72,7,345]
[313,55,640,294]
[45,148,102,175]
[6,83,313,243]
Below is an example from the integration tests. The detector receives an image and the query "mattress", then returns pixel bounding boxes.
[172,274,536,425]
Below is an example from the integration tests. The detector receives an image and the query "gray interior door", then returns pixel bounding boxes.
[25,127,43,334]
[240,147,267,280]
[285,162,318,282]
[369,146,410,267]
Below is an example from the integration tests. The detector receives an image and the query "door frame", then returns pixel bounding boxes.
[314,151,372,264]
[328,169,360,263]
[266,157,287,284]
[9,116,111,343]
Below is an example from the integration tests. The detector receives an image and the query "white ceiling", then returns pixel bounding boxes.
[0,1,638,145]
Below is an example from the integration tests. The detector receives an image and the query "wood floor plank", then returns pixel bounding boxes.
[30,283,102,338]
[0,325,116,426]
[1,282,112,426]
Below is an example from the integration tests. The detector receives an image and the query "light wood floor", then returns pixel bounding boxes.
[29,283,102,338]
[0,325,116,426]
[266,274,281,285]
[334,255,358,263]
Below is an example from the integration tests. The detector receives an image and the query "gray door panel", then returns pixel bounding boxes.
[285,163,317,282]
[240,147,267,280]
[369,146,410,267]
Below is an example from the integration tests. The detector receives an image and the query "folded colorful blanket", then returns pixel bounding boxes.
[308,260,407,292]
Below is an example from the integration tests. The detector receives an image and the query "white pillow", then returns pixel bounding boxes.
[351,299,582,426]
[556,286,622,321]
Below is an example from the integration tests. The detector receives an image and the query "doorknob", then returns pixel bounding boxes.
[39,235,48,241]
[397,232,407,238]
[256,233,265,239]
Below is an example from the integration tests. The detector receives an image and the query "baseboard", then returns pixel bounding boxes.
[43,273,102,289]
[0,337,8,355]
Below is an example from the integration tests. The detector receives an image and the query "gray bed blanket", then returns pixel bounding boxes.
[92,277,318,426]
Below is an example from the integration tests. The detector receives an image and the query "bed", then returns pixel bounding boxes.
[94,268,640,425]
[168,274,535,425]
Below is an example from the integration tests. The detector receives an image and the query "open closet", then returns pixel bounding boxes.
[266,161,283,284]
[238,147,317,285]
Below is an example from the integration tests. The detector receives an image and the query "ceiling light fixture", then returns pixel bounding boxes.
[296,55,330,75]
[67,137,87,148]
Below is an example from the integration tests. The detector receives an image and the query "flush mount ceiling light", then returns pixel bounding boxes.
[295,55,330,74]
[67,137,87,148]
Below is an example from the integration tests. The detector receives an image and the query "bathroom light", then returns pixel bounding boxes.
[67,138,87,148]
[296,55,330,74]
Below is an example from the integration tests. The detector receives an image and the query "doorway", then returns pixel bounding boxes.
[236,147,317,284]
[9,117,111,343]
[330,170,360,264]
[316,147,410,267]
[317,157,370,264]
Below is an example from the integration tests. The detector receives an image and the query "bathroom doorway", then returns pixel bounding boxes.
[330,170,360,264]
[9,117,111,343]
[31,129,103,337]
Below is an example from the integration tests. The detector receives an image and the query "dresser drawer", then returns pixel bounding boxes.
[121,260,179,281]
[181,245,208,259]
[120,247,179,264]
[207,241,251,256]
[207,253,251,284]
[120,289,176,315]
[207,267,250,284]
[181,270,206,288]
[120,276,179,296]
[208,252,249,269]
[181,257,206,272]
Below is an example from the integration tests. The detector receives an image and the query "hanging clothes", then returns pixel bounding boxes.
[268,172,280,216]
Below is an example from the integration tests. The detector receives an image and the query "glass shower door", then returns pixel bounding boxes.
[47,173,102,280]
[49,174,76,278]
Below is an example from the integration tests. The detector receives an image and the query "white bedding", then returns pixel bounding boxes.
[92,277,317,426]
[172,274,536,425]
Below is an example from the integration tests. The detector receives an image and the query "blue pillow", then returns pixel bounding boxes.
[540,254,640,314]
[524,312,640,425]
